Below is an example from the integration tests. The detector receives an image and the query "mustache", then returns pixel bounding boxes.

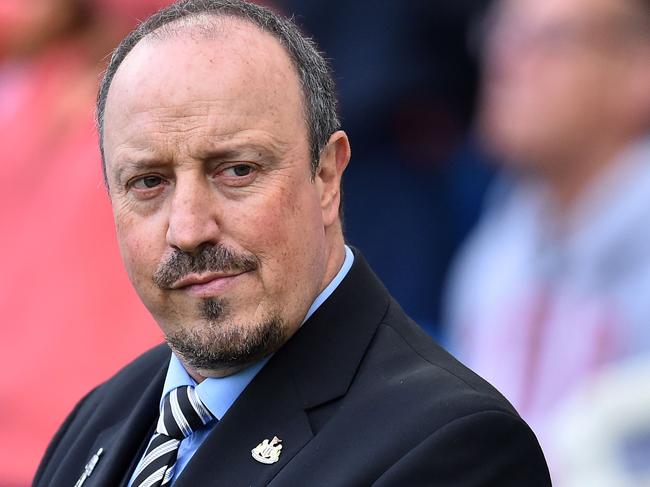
[153,244,258,289]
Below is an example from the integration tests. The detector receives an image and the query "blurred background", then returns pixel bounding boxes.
[1,0,648,485]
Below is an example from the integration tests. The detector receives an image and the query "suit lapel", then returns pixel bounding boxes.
[174,358,313,487]
[84,361,167,487]
[176,251,391,486]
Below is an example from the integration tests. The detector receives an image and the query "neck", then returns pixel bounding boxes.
[321,236,347,294]
[534,138,632,217]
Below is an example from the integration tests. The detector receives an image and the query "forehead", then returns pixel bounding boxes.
[498,0,634,24]
[103,17,305,154]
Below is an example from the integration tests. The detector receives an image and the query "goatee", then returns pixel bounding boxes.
[165,298,286,372]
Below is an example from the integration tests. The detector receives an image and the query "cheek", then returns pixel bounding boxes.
[231,179,325,279]
[275,187,326,285]
[113,210,165,286]
[231,193,298,260]
[541,59,606,109]
[263,182,322,245]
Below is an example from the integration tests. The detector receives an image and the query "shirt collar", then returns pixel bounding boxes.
[160,245,355,419]
[302,244,354,324]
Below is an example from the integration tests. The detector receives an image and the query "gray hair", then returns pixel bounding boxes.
[96,0,340,183]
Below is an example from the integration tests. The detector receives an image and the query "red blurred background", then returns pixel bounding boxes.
[0,1,172,484]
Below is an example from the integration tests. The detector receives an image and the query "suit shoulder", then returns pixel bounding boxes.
[369,300,519,418]
[111,343,170,379]
[76,343,169,408]
[101,343,170,390]
[313,299,549,484]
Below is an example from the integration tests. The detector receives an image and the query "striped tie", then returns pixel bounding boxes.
[131,385,215,487]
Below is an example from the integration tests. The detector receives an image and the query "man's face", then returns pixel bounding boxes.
[103,19,343,377]
[478,0,645,167]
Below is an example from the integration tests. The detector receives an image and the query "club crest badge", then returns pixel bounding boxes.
[251,436,283,464]
[74,448,104,487]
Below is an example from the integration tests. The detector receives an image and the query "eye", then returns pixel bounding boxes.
[132,175,164,189]
[223,164,254,177]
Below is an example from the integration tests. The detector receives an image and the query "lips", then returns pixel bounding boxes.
[169,271,247,298]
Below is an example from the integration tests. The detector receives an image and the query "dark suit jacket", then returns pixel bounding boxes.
[34,252,550,486]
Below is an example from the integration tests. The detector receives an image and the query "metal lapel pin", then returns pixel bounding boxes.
[251,436,283,464]
[74,448,104,487]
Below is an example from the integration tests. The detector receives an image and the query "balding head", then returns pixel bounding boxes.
[97,0,340,184]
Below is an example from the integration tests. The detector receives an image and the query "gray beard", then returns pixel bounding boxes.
[165,297,286,372]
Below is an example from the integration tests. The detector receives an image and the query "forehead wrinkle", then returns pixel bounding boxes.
[108,121,308,180]
[118,101,211,128]
[196,129,293,157]
[113,128,298,174]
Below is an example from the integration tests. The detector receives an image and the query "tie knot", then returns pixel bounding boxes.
[156,385,214,440]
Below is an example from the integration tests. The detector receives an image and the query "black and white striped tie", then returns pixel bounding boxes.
[131,385,215,487]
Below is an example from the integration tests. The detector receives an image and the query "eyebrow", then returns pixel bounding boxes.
[113,158,170,184]
[200,144,281,164]
[198,133,289,161]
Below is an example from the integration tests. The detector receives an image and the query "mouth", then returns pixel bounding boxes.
[169,271,249,298]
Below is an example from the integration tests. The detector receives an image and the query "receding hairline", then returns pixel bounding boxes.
[102,12,310,136]
[109,13,304,93]
[97,0,341,185]
[144,12,280,44]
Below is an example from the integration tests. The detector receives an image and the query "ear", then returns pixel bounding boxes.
[315,130,351,227]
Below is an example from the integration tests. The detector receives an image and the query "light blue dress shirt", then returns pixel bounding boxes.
[129,245,354,485]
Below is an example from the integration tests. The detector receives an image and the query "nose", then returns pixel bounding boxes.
[166,175,221,253]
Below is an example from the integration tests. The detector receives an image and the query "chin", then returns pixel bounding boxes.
[164,310,287,374]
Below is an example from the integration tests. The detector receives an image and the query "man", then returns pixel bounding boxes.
[445,0,650,480]
[34,1,550,485]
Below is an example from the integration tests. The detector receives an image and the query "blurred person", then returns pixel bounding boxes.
[33,1,550,486]
[0,0,81,61]
[445,0,650,480]
[549,355,650,486]
[0,0,170,485]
